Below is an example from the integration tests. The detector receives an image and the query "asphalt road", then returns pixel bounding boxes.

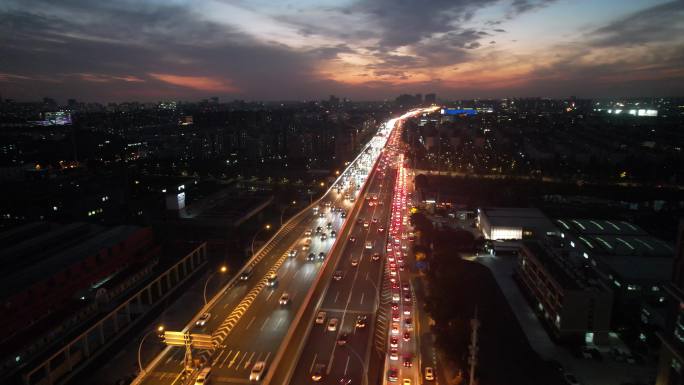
[286,124,412,385]
[288,165,394,385]
[138,130,386,385]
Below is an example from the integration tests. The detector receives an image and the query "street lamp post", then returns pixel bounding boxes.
[280,201,297,227]
[345,344,369,385]
[138,325,164,376]
[203,265,227,305]
[250,224,271,256]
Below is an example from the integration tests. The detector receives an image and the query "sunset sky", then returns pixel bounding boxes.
[1,0,683,102]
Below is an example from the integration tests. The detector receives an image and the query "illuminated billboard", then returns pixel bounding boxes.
[32,111,72,126]
[441,108,477,116]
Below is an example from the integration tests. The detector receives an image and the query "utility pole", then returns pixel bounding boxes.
[468,307,480,385]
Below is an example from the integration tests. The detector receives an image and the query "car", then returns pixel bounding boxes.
[357,218,364,225]
[326,222,332,230]
[327,318,339,331]
[307,252,316,261]
[315,311,326,324]
[403,356,412,367]
[316,226,322,234]
[363,221,369,228]
[563,373,581,385]
[351,258,359,266]
[365,241,372,249]
[388,368,398,382]
[341,211,347,218]
[288,249,297,258]
[404,293,411,302]
[391,282,400,290]
[195,312,211,327]
[249,361,266,381]
[424,367,435,381]
[391,322,400,335]
[195,367,211,385]
[391,303,399,311]
[392,312,400,322]
[320,234,328,241]
[403,308,411,316]
[304,230,312,237]
[302,244,310,251]
[372,253,381,261]
[311,363,326,382]
[330,230,337,238]
[403,379,411,385]
[372,218,378,223]
[403,331,410,341]
[318,252,326,260]
[392,293,400,302]
[378,227,385,233]
[355,315,367,328]
[240,267,253,281]
[349,236,356,243]
[279,292,290,305]
[390,337,398,348]
[402,283,410,291]
[337,332,349,346]
[333,270,343,280]
[319,212,325,218]
[389,349,399,360]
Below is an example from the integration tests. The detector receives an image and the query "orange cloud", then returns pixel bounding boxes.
[149,73,239,92]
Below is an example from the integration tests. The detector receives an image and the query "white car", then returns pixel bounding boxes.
[327,318,339,331]
[279,292,290,305]
[249,361,266,381]
[195,312,211,327]
[315,311,326,324]
[365,242,372,249]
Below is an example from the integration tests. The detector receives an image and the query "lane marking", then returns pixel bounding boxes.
[344,354,350,375]
[244,351,255,369]
[236,351,248,369]
[228,350,240,368]
[221,350,233,367]
[360,292,365,305]
[309,353,318,373]
[245,316,256,330]
[334,291,339,303]
[260,316,271,331]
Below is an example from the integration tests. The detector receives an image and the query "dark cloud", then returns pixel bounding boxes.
[343,0,500,49]
[493,28,506,33]
[509,0,557,15]
[589,1,684,47]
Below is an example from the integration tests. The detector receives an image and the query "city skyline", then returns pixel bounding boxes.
[1,0,684,102]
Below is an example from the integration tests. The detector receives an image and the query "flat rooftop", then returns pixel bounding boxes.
[482,207,557,231]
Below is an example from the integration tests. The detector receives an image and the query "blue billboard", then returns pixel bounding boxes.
[441,108,477,116]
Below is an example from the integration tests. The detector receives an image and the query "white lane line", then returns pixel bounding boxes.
[236,351,248,369]
[266,290,275,301]
[245,316,256,330]
[227,350,240,368]
[360,292,365,305]
[274,318,283,329]
[366,271,370,280]
[334,291,340,303]
[260,316,271,331]
[212,350,225,366]
[309,353,318,373]
[221,350,233,367]
[344,355,350,375]
[244,351,256,369]
[263,352,271,365]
